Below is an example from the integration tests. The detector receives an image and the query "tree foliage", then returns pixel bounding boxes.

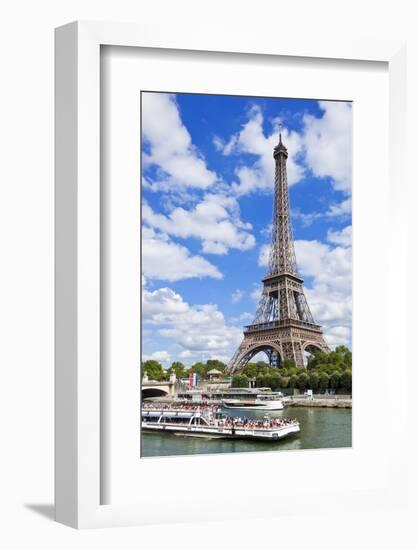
[296,371,310,391]
[231,374,249,388]
[187,360,228,380]
[142,351,353,394]
[340,370,352,392]
[206,359,226,372]
[329,371,342,390]
[288,374,298,388]
[318,372,330,391]
[307,346,351,373]
[142,360,167,381]
[281,358,296,370]
[167,361,186,379]
[190,362,206,380]
[309,372,319,391]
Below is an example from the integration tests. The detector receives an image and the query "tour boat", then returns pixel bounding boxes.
[141,406,299,441]
[222,398,284,411]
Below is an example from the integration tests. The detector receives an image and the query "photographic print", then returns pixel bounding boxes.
[141,92,352,458]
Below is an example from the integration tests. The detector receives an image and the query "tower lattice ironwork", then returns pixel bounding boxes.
[226,134,329,373]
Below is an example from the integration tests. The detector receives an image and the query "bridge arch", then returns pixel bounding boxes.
[142,387,168,399]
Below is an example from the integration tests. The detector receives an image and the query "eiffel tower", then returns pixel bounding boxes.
[227,134,329,373]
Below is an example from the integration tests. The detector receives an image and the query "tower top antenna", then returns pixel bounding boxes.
[273,125,288,158]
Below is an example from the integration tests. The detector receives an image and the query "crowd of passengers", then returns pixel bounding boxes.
[142,402,297,429]
[215,416,296,429]
[143,402,220,413]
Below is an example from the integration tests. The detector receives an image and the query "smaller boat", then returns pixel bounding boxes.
[222,397,284,411]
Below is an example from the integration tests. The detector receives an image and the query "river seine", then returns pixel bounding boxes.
[141,406,352,457]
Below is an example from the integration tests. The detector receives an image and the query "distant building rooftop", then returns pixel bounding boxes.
[207,368,223,375]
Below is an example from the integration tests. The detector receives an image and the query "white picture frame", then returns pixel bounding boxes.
[55,21,407,529]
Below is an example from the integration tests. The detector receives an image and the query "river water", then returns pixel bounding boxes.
[141,406,352,458]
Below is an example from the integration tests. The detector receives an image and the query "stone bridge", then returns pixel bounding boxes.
[142,378,177,399]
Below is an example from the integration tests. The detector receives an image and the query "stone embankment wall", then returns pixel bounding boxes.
[285,397,352,408]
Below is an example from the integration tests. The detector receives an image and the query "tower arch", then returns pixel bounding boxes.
[228,342,283,373]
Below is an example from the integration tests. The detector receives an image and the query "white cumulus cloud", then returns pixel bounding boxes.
[142,194,255,255]
[142,226,222,282]
[303,101,352,193]
[216,105,304,195]
[324,326,351,347]
[258,243,270,267]
[256,234,352,347]
[143,286,242,364]
[327,225,352,247]
[143,350,171,364]
[295,237,352,346]
[293,197,352,228]
[142,92,218,191]
[231,289,245,303]
[326,197,352,217]
[214,101,352,198]
[250,283,263,302]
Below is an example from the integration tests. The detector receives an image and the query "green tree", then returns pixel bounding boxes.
[261,374,273,389]
[335,346,352,369]
[329,371,342,391]
[316,362,332,374]
[281,358,296,370]
[231,374,249,388]
[339,370,352,393]
[167,361,186,379]
[206,359,226,372]
[296,371,309,391]
[255,361,270,376]
[288,374,298,388]
[318,372,330,392]
[262,374,282,391]
[307,351,327,369]
[274,374,284,390]
[142,360,167,381]
[309,372,319,391]
[190,362,207,380]
[242,362,259,378]
[279,376,289,389]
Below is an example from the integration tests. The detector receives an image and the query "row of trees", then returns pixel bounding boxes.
[232,369,352,393]
[142,346,353,393]
[141,359,227,382]
[306,346,352,372]
[239,346,352,379]
[231,346,352,393]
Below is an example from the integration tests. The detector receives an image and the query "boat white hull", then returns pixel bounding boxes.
[142,421,299,441]
[222,400,284,411]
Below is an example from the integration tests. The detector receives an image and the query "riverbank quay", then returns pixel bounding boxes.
[284,396,352,408]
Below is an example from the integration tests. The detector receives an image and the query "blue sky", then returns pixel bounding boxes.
[141,92,352,366]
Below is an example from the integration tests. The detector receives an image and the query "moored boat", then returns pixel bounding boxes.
[222,397,284,411]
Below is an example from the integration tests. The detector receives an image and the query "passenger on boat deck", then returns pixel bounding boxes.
[142,403,298,429]
[215,416,296,429]
[142,402,220,413]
